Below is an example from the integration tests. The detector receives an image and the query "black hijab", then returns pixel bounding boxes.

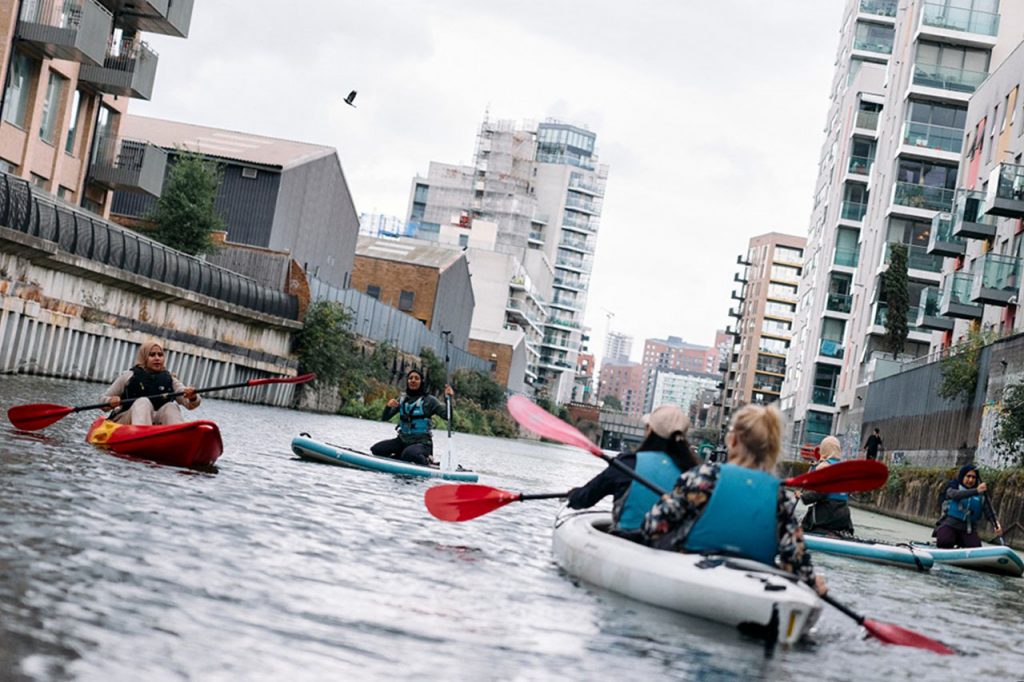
[405,369,426,398]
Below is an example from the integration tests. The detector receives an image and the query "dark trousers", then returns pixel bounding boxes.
[865,451,878,461]
[935,524,981,549]
[371,437,433,466]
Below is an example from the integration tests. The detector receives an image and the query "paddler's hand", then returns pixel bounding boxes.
[994,522,1003,536]
[387,398,399,408]
[183,387,200,409]
[444,384,454,398]
[812,575,828,596]
[977,482,987,493]
[107,396,121,409]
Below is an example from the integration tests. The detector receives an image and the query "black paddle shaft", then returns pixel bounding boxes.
[519,492,569,502]
[76,378,283,414]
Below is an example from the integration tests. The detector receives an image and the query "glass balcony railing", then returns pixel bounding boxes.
[874,301,922,328]
[841,200,867,221]
[952,188,997,238]
[884,242,944,273]
[812,386,836,407]
[943,271,974,303]
[893,181,955,211]
[973,253,1022,302]
[903,120,963,153]
[854,35,893,54]
[855,110,880,130]
[860,0,897,17]
[848,155,873,175]
[913,63,987,93]
[834,246,860,267]
[826,292,853,313]
[819,338,845,359]
[919,286,943,316]
[528,230,543,242]
[986,162,1024,218]
[928,211,965,255]
[920,2,999,37]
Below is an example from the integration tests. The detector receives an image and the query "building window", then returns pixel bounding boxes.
[398,290,414,311]
[366,285,381,299]
[3,52,34,129]
[39,71,66,145]
[458,234,469,248]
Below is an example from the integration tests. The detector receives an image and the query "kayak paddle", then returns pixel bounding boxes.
[820,593,954,654]
[425,483,567,522]
[7,372,317,431]
[506,395,889,494]
[982,492,1006,545]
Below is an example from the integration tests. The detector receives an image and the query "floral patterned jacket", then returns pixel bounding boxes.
[641,461,817,586]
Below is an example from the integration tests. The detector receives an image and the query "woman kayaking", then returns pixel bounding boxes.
[800,436,855,536]
[371,369,454,466]
[566,404,697,533]
[642,404,827,596]
[103,340,200,425]
[933,464,1003,548]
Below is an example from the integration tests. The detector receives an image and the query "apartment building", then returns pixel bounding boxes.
[641,336,719,414]
[604,331,633,363]
[407,118,609,403]
[720,233,805,427]
[782,0,1024,445]
[596,360,645,416]
[1,0,194,214]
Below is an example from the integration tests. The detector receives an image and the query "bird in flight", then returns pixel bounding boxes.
[344,90,357,107]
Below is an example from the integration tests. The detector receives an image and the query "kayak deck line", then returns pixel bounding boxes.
[291,434,479,482]
[804,534,935,571]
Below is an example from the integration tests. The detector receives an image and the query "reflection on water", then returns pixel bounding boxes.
[1,375,1023,680]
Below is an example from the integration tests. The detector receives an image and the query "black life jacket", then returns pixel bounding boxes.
[122,366,175,410]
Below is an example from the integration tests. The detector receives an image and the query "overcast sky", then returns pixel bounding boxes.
[132,0,846,363]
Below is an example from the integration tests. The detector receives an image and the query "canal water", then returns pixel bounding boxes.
[1,375,1022,681]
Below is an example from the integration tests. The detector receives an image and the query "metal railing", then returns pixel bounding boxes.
[0,171,298,319]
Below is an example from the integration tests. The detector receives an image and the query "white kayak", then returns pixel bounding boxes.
[551,511,822,645]
[804,534,934,571]
[910,543,1023,577]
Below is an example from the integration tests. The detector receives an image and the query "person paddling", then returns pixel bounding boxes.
[800,436,855,537]
[103,340,200,425]
[371,369,454,466]
[933,464,1003,548]
[642,404,827,596]
[566,405,697,532]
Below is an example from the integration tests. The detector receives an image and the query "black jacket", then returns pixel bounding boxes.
[566,452,636,513]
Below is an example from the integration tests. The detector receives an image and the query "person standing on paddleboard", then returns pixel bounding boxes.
[799,436,855,537]
[642,404,828,596]
[372,369,454,466]
[933,464,1002,548]
[103,340,200,425]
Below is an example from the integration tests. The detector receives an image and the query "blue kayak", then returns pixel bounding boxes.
[804,534,934,571]
[291,435,479,482]
[910,543,1023,577]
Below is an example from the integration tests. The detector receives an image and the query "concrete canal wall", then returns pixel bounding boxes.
[0,226,303,407]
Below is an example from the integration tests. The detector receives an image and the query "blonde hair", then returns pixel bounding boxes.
[818,436,841,460]
[729,404,783,472]
[135,339,166,369]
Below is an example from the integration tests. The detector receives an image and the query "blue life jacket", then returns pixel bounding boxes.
[813,458,848,502]
[684,463,780,565]
[944,489,983,523]
[617,451,683,531]
[399,397,431,437]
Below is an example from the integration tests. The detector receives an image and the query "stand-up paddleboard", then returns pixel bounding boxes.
[910,543,1023,577]
[291,434,478,482]
[804,534,934,571]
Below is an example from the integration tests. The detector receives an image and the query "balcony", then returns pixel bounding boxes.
[912,62,987,94]
[848,155,873,176]
[89,137,167,197]
[546,317,581,330]
[902,120,963,154]
[874,301,922,329]
[884,242,943,274]
[919,2,999,39]
[971,253,1022,306]
[841,200,867,222]
[567,177,604,196]
[893,181,955,212]
[855,110,880,131]
[78,39,159,100]
[951,188,996,239]
[917,286,954,331]
[859,0,897,18]
[853,34,893,54]
[528,230,544,244]
[818,338,845,360]
[558,236,592,253]
[737,254,751,266]
[553,275,586,291]
[728,306,743,319]
[812,386,836,407]
[833,246,859,268]
[939,271,982,319]
[549,297,581,312]
[561,214,596,233]
[565,195,601,215]
[554,257,586,273]
[98,0,193,37]
[826,292,852,314]
[927,212,965,257]
[983,163,1024,218]
[734,270,748,284]
[16,0,112,66]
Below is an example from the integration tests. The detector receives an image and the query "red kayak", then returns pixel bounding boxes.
[85,416,224,468]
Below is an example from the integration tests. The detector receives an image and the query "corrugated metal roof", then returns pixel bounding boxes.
[356,235,464,271]
[122,115,336,170]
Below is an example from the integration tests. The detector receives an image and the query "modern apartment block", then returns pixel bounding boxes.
[650,368,721,420]
[720,233,805,428]
[407,118,609,403]
[782,0,1024,446]
[1,0,194,214]
[604,331,633,363]
[641,336,719,414]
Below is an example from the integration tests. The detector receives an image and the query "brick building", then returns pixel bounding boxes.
[597,360,645,416]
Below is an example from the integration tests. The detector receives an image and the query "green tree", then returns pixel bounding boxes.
[882,243,910,359]
[147,150,225,256]
[994,382,1024,464]
[294,301,361,392]
[419,347,447,394]
[451,368,506,410]
[938,328,995,401]
[601,395,623,411]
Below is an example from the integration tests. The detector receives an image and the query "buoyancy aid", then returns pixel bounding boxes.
[684,463,780,565]
[398,396,432,439]
[944,489,983,524]
[814,458,849,502]
[122,366,175,410]
[616,451,683,531]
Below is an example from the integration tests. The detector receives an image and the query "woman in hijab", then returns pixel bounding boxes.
[102,340,200,425]
[934,464,1002,548]
[371,369,454,466]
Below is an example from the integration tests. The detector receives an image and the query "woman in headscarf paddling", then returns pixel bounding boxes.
[102,340,200,425]
[371,369,454,466]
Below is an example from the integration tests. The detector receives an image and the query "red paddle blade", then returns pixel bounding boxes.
[784,459,888,493]
[507,395,603,456]
[863,618,954,655]
[248,372,316,386]
[425,484,520,522]
[7,404,75,431]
